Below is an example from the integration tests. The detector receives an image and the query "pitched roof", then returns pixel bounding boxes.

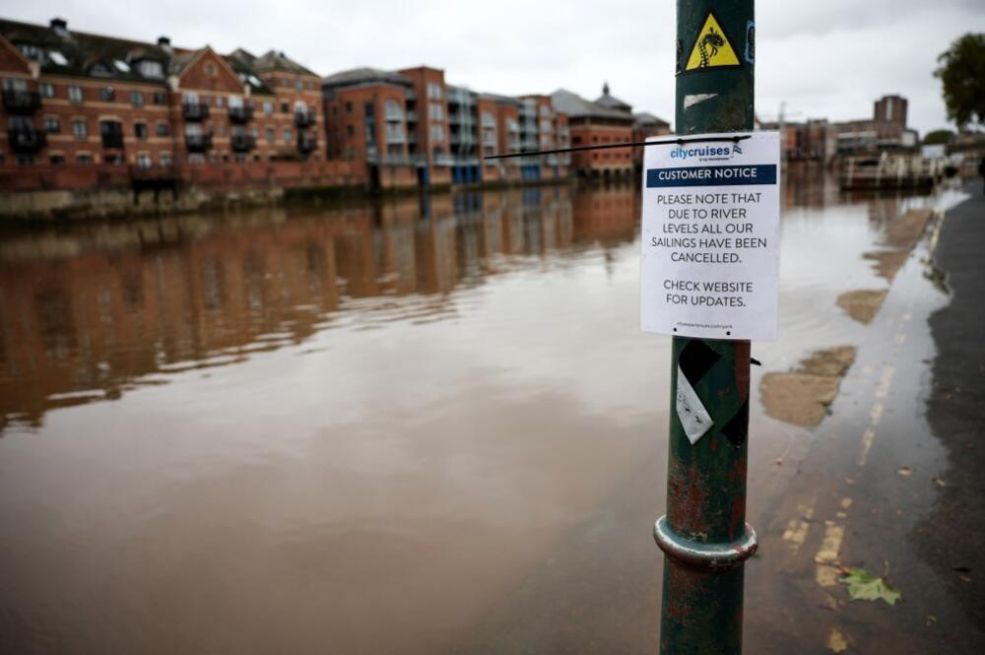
[321,67,411,89]
[594,82,633,113]
[550,88,634,122]
[0,17,173,85]
[634,111,670,127]
[225,50,276,96]
[479,92,521,106]
[252,50,318,77]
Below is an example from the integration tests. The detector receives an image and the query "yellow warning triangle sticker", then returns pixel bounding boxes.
[684,12,742,72]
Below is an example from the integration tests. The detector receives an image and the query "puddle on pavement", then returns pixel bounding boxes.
[760,345,857,427]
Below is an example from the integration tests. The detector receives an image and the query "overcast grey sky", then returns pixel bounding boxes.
[2,0,978,133]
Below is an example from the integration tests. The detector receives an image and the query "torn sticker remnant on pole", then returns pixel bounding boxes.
[676,365,714,445]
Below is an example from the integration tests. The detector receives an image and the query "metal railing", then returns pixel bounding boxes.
[2,90,41,114]
[7,128,47,153]
[182,103,210,121]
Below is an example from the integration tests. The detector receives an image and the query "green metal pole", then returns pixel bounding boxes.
[654,1,758,654]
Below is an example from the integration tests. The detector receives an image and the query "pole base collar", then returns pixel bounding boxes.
[653,515,758,570]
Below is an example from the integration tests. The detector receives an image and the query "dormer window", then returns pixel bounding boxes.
[16,43,43,61]
[136,60,163,79]
[90,62,113,77]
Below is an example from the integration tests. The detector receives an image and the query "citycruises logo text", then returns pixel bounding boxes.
[670,143,743,160]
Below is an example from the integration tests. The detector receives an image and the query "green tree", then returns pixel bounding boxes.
[923,129,954,145]
[934,34,985,129]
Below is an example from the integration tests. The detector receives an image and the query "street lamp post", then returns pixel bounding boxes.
[654,1,758,653]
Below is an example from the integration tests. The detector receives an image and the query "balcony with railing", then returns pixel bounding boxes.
[231,133,256,152]
[101,132,125,149]
[228,104,254,124]
[7,128,47,153]
[3,90,41,114]
[297,132,317,154]
[183,102,210,121]
[185,132,213,153]
[295,110,316,128]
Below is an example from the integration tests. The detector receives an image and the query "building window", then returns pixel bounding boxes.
[283,128,292,143]
[430,124,445,142]
[68,85,83,103]
[280,102,289,113]
[156,122,170,137]
[137,60,164,79]
[136,153,152,168]
[15,155,36,166]
[427,82,442,100]
[49,153,65,164]
[266,128,275,144]
[263,101,273,115]
[204,62,217,76]
[215,95,224,108]
[347,125,354,137]
[429,103,444,121]
[134,123,148,139]
[39,82,54,98]
[17,43,43,61]
[295,79,303,92]
[345,101,352,114]
[152,91,166,105]
[44,116,60,133]
[160,152,173,166]
[76,153,92,164]
[72,120,88,139]
[131,90,144,106]
[100,87,115,102]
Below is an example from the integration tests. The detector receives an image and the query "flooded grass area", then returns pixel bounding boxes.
[0,176,970,653]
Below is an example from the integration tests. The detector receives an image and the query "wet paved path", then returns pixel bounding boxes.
[745,184,985,654]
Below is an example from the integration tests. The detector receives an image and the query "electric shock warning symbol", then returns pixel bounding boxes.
[684,11,742,73]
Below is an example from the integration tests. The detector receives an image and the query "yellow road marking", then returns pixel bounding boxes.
[875,366,895,398]
[869,402,884,426]
[782,503,815,553]
[858,428,876,466]
[815,522,845,587]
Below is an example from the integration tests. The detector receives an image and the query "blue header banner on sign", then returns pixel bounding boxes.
[646,164,777,188]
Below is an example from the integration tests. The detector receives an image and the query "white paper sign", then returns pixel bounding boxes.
[640,131,781,341]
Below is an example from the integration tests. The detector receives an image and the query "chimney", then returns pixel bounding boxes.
[50,17,68,34]
[157,36,171,48]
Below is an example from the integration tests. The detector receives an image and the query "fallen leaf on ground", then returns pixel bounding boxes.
[897,467,912,476]
[932,477,946,488]
[841,568,902,606]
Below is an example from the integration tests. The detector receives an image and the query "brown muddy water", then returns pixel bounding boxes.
[0,177,968,654]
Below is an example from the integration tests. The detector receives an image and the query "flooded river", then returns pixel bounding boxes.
[0,174,967,653]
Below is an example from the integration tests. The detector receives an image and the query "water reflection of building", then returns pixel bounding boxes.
[0,186,638,430]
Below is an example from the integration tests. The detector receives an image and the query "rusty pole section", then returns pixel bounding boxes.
[654,1,758,653]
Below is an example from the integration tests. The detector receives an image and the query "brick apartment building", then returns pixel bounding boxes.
[834,94,917,155]
[550,84,643,179]
[1,15,660,199]
[0,17,326,171]
[632,111,672,167]
[322,65,574,191]
[226,49,323,161]
[759,95,918,164]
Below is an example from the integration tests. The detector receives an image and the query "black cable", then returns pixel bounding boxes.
[483,134,752,161]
